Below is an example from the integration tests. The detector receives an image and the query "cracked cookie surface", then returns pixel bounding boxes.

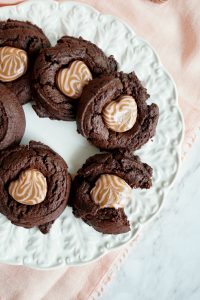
[0,83,25,151]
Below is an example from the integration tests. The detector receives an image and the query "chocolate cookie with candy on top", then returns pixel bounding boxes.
[0,141,71,234]
[0,19,50,104]
[76,71,159,151]
[70,150,153,234]
[0,83,25,151]
[32,36,118,121]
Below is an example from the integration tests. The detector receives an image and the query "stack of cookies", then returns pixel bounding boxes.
[0,19,159,234]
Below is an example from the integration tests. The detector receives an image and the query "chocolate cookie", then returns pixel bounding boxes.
[32,36,118,121]
[0,141,71,234]
[0,83,25,151]
[77,72,159,150]
[70,151,152,234]
[0,19,50,104]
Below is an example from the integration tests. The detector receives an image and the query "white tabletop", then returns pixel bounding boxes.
[101,135,200,300]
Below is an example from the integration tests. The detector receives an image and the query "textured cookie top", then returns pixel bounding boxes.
[0,83,25,151]
[0,19,50,55]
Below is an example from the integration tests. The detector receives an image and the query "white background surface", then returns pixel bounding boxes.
[101,135,200,300]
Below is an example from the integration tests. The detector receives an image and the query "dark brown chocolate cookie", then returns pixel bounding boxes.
[70,150,152,234]
[0,19,50,104]
[0,141,71,234]
[0,83,25,151]
[77,71,159,151]
[32,36,118,121]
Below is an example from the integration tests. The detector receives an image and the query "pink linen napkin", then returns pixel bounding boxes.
[0,0,200,299]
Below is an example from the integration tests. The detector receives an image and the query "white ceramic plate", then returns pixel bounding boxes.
[0,0,183,269]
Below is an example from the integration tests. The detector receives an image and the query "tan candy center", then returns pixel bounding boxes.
[102,95,137,132]
[90,174,132,209]
[56,60,92,99]
[9,169,47,206]
[0,46,28,82]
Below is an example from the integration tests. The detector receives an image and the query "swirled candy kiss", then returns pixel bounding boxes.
[56,60,92,99]
[0,46,28,82]
[103,95,137,132]
[9,169,47,205]
[90,174,132,209]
